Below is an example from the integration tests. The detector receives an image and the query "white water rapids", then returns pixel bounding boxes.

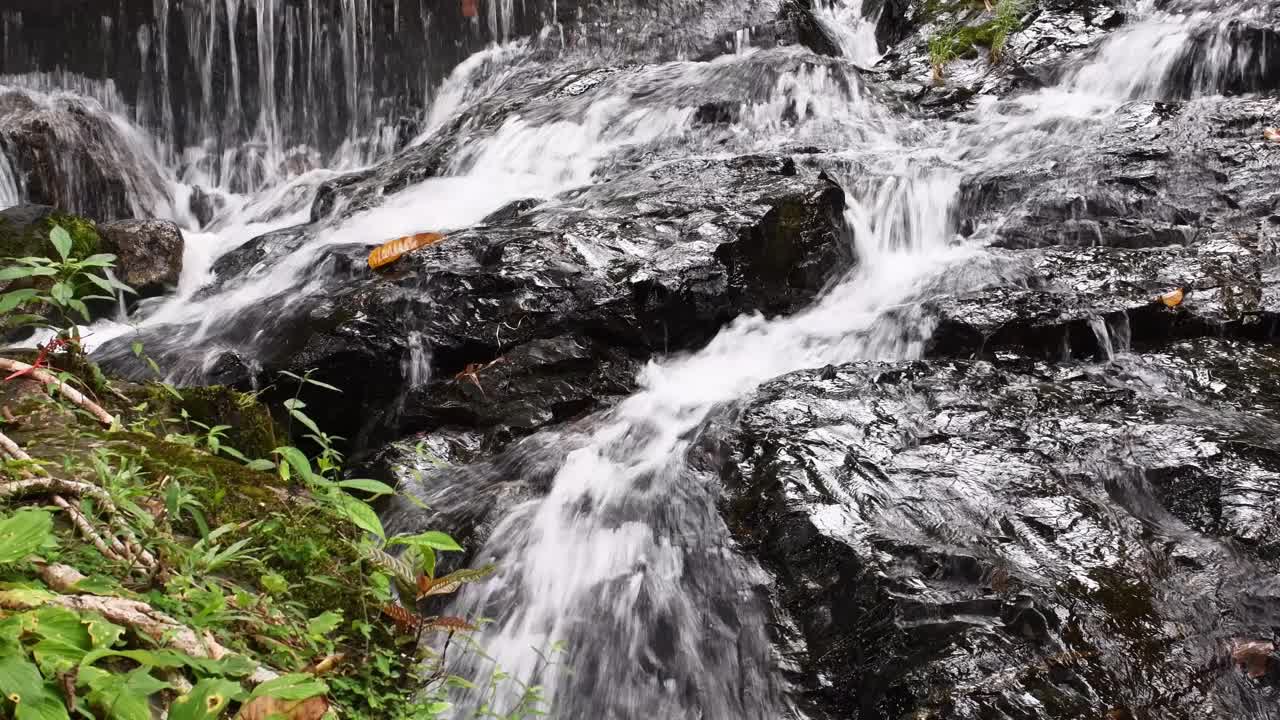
[0,0,1269,715]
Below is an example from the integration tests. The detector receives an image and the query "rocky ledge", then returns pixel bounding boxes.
[715,339,1280,718]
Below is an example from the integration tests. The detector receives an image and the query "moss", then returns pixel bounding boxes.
[50,212,101,258]
[140,384,282,460]
[0,210,100,262]
[107,431,369,620]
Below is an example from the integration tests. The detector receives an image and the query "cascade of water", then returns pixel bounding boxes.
[0,149,19,209]
[812,0,883,66]
[5,0,1271,713]
[0,79,179,220]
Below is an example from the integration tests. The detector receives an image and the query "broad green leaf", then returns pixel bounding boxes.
[246,673,327,702]
[419,546,437,579]
[245,459,276,472]
[14,693,69,720]
[169,678,244,720]
[273,446,314,482]
[80,648,256,679]
[67,299,91,323]
[83,614,125,649]
[84,274,116,294]
[0,266,56,281]
[337,479,396,497]
[0,509,55,564]
[0,586,55,608]
[49,282,72,305]
[388,530,462,553]
[70,576,125,597]
[0,289,37,312]
[331,494,384,540]
[0,655,69,720]
[305,611,342,638]
[289,409,323,437]
[86,667,170,720]
[29,606,92,674]
[48,226,72,260]
[283,398,305,410]
[77,254,117,266]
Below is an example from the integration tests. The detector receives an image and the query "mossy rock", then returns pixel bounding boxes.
[149,384,283,460]
[0,204,100,262]
[107,431,370,620]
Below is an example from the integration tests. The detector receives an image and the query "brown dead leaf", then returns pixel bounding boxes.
[368,232,446,270]
[1264,127,1280,143]
[1231,640,1274,678]
[1158,287,1184,308]
[236,695,329,720]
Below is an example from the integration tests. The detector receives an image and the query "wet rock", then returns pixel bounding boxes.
[0,88,171,220]
[925,238,1265,360]
[961,98,1280,249]
[714,346,1280,718]
[396,335,637,453]
[936,97,1280,358]
[112,154,850,453]
[871,0,1122,116]
[188,186,226,229]
[97,219,184,297]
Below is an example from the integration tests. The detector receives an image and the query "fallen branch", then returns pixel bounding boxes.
[50,495,129,564]
[0,429,31,461]
[0,358,116,427]
[34,561,86,592]
[0,475,117,511]
[0,591,279,685]
[0,430,156,572]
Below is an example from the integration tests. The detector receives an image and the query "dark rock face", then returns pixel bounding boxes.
[97,219,184,297]
[714,343,1280,719]
[932,96,1279,360]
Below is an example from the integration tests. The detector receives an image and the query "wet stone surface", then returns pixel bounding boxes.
[712,342,1280,718]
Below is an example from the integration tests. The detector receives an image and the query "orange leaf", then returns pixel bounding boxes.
[368,232,446,270]
[381,602,424,633]
[236,695,329,720]
[1158,287,1184,308]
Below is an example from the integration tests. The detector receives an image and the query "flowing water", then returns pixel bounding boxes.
[0,0,1273,716]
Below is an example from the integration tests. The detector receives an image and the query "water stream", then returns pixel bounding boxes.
[0,0,1272,715]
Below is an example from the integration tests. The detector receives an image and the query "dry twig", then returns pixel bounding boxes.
[0,358,116,427]
[0,590,279,684]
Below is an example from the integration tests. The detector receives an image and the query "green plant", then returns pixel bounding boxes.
[0,339,552,718]
[926,0,1030,83]
[0,224,133,336]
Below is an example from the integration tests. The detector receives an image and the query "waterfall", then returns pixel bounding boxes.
[2,0,1273,715]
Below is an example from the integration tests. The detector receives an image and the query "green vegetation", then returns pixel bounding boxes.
[926,0,1030,84]
[0,223,132,336]
[0,229,551,719]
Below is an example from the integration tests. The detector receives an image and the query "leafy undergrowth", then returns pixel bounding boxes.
[0,351,545,720]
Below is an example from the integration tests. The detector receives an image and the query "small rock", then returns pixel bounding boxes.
[96,219,184,298]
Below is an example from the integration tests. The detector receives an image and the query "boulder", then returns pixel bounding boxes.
[104,153,850,455]
[0,88,172,221]
[97,219,185,297]
[714,344,1280,718]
